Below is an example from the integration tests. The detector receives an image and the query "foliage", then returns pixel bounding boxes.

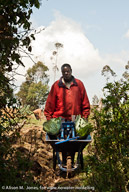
[0,150,41,191]
[43,117,62,135]
[0,0,43,189]
[0,0,41,110]
[50,42,63,82]
[0,74,13,108]
[101,65,116,82]
[92,94,99,105]
[17,61,49,110]
[75,115,93,138]
[0,98,40,189]
[26,61,49,84]
[0,0,40,73]
[84,64,129,192]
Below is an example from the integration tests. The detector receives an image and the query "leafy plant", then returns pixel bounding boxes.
[43,117,62,135]
[0,0,43,189]
[17,61,49,110]
[75,115,93,138]
[84,64,129,192]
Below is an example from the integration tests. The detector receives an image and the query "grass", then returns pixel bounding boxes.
[25,114,46,128]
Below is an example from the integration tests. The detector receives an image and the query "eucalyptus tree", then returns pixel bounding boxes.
[17,61,49,110]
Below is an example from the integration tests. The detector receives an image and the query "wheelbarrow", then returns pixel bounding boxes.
[45,121,92,177]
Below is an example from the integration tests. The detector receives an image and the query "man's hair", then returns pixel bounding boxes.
[61,63,72,72]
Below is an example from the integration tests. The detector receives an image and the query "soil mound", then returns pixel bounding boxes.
[13,124,58,187]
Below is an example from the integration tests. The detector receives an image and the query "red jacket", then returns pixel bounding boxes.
[44,77,90,120]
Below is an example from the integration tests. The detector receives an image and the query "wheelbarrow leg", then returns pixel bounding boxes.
[53,150,57,170]
[80,151,84,169]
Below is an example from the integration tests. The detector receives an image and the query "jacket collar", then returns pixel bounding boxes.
[58,76,78,88]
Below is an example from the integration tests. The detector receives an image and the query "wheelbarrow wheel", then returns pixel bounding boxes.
[67,154,72,178]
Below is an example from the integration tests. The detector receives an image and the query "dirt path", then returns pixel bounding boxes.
[13,123,83,189]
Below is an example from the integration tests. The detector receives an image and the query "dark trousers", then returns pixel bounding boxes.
[62,151,75,165]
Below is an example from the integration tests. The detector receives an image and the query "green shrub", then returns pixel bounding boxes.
[0,99,40,190]
[84,66,129,192]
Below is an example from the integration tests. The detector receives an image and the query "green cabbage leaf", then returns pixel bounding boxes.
[43,117,62,135]
[75,115,93,138]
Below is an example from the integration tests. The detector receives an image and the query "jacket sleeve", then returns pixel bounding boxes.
[44,83,57,120]
[80,81,90,119]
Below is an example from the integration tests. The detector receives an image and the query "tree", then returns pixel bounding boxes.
[92,95,99,105]
[0,1,43,187]
[101,65,116,82]
[123,61,129,80]
[17,61,49,110]
[84,64,129,192]
[0,0,40,73]
[26,61,49,84]
[50,42,63,82]
[0,0,41,109]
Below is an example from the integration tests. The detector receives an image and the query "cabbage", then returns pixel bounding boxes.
[43,117,62,135]
[75,115,93,138]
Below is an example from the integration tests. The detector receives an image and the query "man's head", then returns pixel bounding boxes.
[61,63,72,82]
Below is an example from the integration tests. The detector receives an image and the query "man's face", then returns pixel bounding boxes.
[62,66,72,82]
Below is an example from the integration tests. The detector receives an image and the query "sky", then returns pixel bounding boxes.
[15,0,129,103]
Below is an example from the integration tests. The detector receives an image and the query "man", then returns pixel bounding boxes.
[44,63,90,167]
[44,63,90,121]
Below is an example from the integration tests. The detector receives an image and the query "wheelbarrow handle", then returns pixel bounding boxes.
[55,136,80,145]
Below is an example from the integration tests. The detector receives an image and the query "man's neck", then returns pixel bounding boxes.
[62,78,72,88]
